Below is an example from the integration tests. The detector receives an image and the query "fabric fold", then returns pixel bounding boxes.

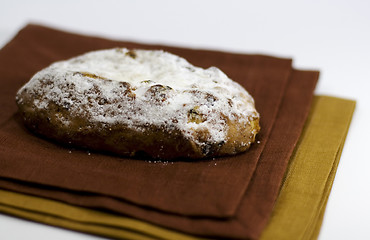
[0,189,202,240]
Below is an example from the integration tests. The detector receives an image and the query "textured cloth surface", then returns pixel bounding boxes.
[0,96,355,240]
[0,24,318,239]
[0,189,198,240]
[260,96,356,240]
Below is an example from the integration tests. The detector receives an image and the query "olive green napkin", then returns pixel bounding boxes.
[260,95,355,240]
[0,189,198,240]
[0,95,355,240]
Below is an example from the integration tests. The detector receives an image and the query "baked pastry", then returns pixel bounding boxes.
[15,48,260,159]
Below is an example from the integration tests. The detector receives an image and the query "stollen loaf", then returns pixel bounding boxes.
[15,48,260,159]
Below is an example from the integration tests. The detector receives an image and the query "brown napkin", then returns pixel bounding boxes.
[0,96,354,240]
[0,24,318,239]
[0,24,292,218]
[0,69,317,239]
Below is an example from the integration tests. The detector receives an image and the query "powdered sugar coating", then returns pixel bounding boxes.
[17,48,259,146]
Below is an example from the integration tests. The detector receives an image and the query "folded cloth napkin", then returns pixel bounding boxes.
[0,68,318,239]
[0,24,317,239]
[0,24,293,219]
[0,96,355,240]
[260,96,356,240]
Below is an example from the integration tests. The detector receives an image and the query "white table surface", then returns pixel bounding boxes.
[1,0,369,239]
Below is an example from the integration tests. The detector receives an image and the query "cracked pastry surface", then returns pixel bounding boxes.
[15,48,260,159]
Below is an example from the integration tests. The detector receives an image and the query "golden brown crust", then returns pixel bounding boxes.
[15,49,260,160]
[17,88,259,159]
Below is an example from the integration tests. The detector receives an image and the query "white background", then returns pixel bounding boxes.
[0,0,369,239]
